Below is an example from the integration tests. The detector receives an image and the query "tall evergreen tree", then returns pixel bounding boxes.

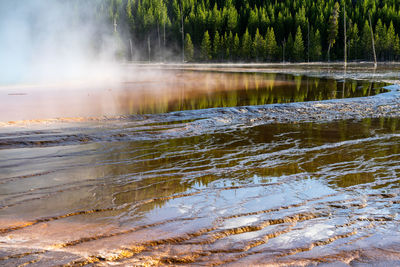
[375,19,387,60]
[201,31,212,60]
[253,28,265,61]
[224,5,238,33]
[286,33,294,62]
[266,27,278,61]
[293,26,305,62]
[185,33,194,61]
[386,21,396,60]
[348,22,360,60]
[361,20,373,60]
[248,9,258,36]
[394,35,400,60]
[226,31,234,59]
[241,28,252,61]
[232,33,240,60]
[213,31,221,59]
[310,28,322,61]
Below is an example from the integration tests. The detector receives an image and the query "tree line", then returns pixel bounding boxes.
[92,0,400,62]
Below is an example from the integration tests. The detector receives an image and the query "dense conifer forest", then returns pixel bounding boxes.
[91,0,400,62]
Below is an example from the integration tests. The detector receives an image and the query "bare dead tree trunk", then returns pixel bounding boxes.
[368,13,377,68]
[327,43,331,62]
[308,22,310,63]
[157,23,161,61]
[129,39,133,60]
[181,0,184,63]
[344,3,347,68]
[283,40,286,63]
[342,66,346,98]
[148,35,151,62]
[163,5,166,62]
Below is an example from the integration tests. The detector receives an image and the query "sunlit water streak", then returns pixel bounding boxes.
[1,66,400,266]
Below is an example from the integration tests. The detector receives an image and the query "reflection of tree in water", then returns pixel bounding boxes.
[96,135,226,216]
[116,71,388,115]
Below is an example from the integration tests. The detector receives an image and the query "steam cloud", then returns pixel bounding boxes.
[0,0,122,85]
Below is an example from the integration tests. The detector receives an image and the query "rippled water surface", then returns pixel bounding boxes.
[1,65,400,266]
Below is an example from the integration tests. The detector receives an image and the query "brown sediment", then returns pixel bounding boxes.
[61,226,218,266]
[127,219,368,266]
[340,233,373,246]
[54,217,199,248]
[0,250,46,261]
[215,221,375,266]
[357,216,394,222]
[268,228,372,262]
[209,229,359,266]
[197,212,320,245]
[59,212,320,266]
[369,193,398,198]
[0,208,115,234]
[267,222,376,261]
[159,224,297,264]
[16,258,40,267]
[38,210,318,252]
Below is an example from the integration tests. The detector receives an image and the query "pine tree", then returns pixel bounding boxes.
[225,6,238,33]
[209,3,222,35]
[201,31,212,60]
[395,35,400,60]
[348,22,360,60]
[386,21,396,60]
[248,9,258,36]
[232,33,240,60]
[293,26,305,62]
[375,19,386,60]
[253,28,265,61]
[361,20,373,60]
[126,0,134,24]
[213,31,221,59]
[266,27,278,61]
[286,33,294,62]
[259,9,270,35]
[185,33,194,61]
[310,28,322,61]
[241,28,252,61]
[226,31,234,59]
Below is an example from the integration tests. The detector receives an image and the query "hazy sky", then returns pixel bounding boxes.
[0,1,118,85]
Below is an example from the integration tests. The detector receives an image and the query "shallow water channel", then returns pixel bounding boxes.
[0,67,400,266]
